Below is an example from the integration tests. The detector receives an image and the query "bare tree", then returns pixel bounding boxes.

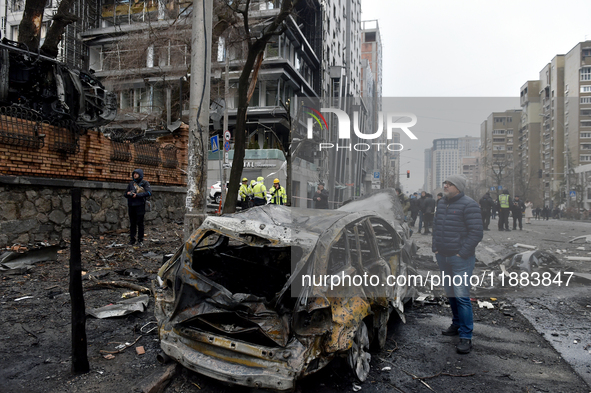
[221,0,300,214]
[18,0,79,57]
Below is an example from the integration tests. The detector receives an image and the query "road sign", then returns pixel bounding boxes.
[490,187,495,191]
[373,171,380,179]
[224,130,231,141]
[224,152,229,163]
[224,141,230,152]
[210,135,219,153]
[498,185,503,190]
[570,190,576,199]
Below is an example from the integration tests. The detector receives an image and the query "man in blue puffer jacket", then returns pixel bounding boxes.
[432,174,483,354]
[124,168,152,246]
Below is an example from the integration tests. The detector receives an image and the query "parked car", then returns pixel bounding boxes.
[208,181,226,204]
[155,191,416,391]
[209,180,272,205]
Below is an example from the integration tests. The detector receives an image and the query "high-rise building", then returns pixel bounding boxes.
[480,110,522,195]
[518,80,543,207]
[564,41,591,168]
[539,56,565,207]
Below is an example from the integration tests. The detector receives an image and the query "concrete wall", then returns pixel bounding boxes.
[0,176,185,247]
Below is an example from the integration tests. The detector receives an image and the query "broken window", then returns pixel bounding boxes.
[191,232,293,301]
[369,218,400,259]
[327,232,349,274]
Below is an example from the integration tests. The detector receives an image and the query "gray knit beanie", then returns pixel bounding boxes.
[444,174,467,193]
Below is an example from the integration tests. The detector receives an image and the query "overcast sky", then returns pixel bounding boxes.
[360,0,591,192]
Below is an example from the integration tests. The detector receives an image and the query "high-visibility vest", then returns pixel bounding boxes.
[270,186,286,205]
[253,182,266,199]
[499,194,510,209]
[239,184,249,199]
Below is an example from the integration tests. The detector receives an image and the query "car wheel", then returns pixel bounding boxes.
[347,321,371,382]
[214,193,221,204]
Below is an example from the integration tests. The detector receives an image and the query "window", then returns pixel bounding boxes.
[581,86,591,93]
[581,121,591,127]
[327,233,349,274]
[369,218,400,262]
[493,145,505,151]
[581,155,591,162]
[493,138,505,142]
[581,97,591,104]
[581,132,591,138]
[507,130,513,135]
[581,109,591,117]
[581,68,591,81]
[493,129,506,135]
[365,32,376,42]
[581,144,591,150]
[584,49,591,57]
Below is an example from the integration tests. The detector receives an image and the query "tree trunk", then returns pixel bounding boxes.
[40,0,78,58]
[17,0,46,50]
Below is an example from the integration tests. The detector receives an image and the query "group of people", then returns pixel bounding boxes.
[478,190,551,231]
[238,177,287,209]
[396,189,443,235]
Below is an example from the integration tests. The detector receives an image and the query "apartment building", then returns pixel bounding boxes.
[480,110,521,195]
[361,19,384,192]
[539,56,565,207]
[518,80,543,207]
[564,41,591,167]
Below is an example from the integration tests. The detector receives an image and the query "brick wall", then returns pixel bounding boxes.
[0,118,188,186]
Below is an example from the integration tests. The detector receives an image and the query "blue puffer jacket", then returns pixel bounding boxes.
[432,192,483,259]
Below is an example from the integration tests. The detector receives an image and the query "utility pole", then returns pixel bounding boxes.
[184,0,212,238]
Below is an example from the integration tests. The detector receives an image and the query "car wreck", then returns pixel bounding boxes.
[155,191,416,391]
[0,38,117,128]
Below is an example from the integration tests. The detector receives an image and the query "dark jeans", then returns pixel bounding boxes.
[436,254,476,339]
[481,210,491,229]
[498,209,510,230]
[418,211,424,232]
[129,205,145,243]
[423,212,433,232]
[410,211,418,226]
[512,213,522,229]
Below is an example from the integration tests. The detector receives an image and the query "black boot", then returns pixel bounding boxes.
[456,338,472,354]
[441,324,459,336]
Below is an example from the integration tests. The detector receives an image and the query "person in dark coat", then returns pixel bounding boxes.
[315,182,329,209]
[432,174,483,355]
[479,192,494,231]
[422,193,436,234]
[511,195,525,230]
[417,191,427,233]
[409,192,420,227]
[125,168,152,246]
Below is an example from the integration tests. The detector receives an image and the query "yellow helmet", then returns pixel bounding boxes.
[242,177,248,182]
[274,178,280,184]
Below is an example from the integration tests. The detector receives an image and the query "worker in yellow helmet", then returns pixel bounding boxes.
[269,178,286,205]
[252,176,267,206]
[239,177,250,210]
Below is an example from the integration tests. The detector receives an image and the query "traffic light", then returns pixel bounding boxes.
[407,170,410,178]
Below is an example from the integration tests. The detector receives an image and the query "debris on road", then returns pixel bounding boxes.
[569,235,591,243]
[478,300,494,309]
[87,294,149,319]
[513,243,537,250]
[0,245,60,275]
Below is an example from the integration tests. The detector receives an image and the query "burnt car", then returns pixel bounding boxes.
[155,191,416,391]
[0,38,116,128]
